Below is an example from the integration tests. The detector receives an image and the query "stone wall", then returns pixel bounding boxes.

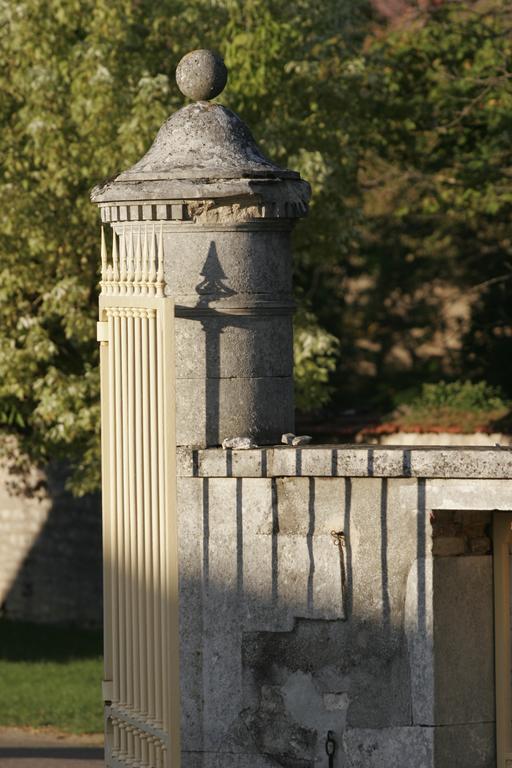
[0,442,508,764]
[176,445,512,768]
[0,463,102,627]
[431,508,492,556]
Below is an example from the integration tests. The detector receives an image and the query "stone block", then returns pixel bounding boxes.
[433,556,494,725]
[427,478,512,511]
[314,478,346,534]
[163,229,293,300]
[268,447,301,477]
[463,521,487,538]
[275,478,310,535]
[175,315,293,379]
[176,376,294,447]
[232,449,266,477]
[369,448,407,477]
[176,447,194,477]
[453,509,491,525]
[177,477,207,749]
[336,449,372,477]
[432,521,461,538]
[433,722,495,768]
[333,448,411,478]
[344,726,433,768]
[469,536,491,554]
[299,448,336,476]
[432,536,465,557]
[239,479,276,630]
[405,554,435,726]
[177,476,204,518]
[275,477,345,535]
[197,449,226,477]
[349,478,418,628]
[238,479,273,535]
[199,478,243,750]
[338,479,417,729]
[414,450,512,479]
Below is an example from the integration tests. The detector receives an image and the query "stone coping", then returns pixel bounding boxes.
[177,444,512,479]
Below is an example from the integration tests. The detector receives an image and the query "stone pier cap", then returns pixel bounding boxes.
[91,49,311,215]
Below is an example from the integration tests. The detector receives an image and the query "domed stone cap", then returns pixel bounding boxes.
[91,49,309,206]
[115,101,299,182]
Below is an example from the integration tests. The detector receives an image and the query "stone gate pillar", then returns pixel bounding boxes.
[91,49,310,447]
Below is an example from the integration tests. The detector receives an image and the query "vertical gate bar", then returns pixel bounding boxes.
[128,310,141,768]
[108,312,120,706]
[149,308,163,726]
[494,512,512,768]
[157,304,168,733]
[112,717,120,759]
[113,310,128,761]
[121,311,134,756]
[99,312,112,684]
[140,309,150,768]
[162,297,180,767]
[99,307,112,766]
[135,311,146,768]
[143,311,156,725]
[149,738,156,768]
[135,310,148,719]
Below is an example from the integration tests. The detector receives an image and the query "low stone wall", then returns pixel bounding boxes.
[0,444,507,764]
[177,445,512,768]
[0,464,102,627]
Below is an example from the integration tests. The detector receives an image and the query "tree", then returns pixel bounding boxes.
[321,0,512,409]
[0,0,370,492]
[3,0,510,494]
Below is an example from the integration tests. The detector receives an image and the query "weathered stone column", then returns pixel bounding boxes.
[91,49,310,447]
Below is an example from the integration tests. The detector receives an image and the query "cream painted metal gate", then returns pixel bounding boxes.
[97,225,180,768]
[494,512,512,768]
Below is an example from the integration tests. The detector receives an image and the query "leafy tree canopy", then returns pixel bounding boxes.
[0,0,510,493]
[0,0,369,492]
[326,0,512,409]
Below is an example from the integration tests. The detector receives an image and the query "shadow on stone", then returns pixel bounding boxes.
[1,463,102,628]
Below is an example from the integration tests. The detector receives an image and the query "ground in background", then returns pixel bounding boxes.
[0,619,103,734]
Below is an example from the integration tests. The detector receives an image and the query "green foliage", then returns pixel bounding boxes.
[293,311,340,413]
[0,0,370,492]
[330,1,512,407]
[1,0,512,492]
[0,619,102,733]
[394,380,511,433]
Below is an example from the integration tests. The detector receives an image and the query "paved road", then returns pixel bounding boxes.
[0,728,103,767]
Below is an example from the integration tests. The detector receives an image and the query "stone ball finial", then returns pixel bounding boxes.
[176,49,228,102]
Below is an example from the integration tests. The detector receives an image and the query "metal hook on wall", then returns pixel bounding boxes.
[326,730,336,767]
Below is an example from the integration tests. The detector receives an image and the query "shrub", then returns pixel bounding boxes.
[394,380,511,433]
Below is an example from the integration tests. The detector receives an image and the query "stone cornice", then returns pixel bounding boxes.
[177,445,512,479]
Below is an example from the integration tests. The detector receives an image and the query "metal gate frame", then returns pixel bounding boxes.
[97,225,180,768]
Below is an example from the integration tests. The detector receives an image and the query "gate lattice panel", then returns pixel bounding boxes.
[97,225,180,768]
